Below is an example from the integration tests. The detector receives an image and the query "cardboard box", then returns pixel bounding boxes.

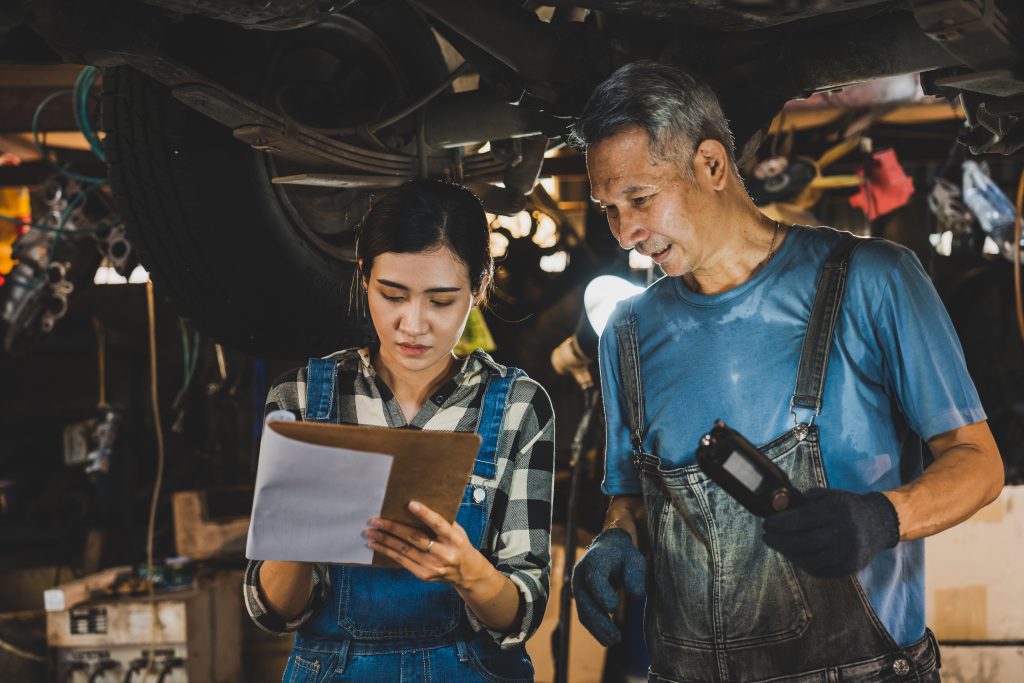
[925,484,1024,682]
[926,485,1024,641]
[526,537,607,683]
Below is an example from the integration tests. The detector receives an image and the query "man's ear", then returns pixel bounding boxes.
[693,139,729,191]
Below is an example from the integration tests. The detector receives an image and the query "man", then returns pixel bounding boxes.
[570,61,1004,682]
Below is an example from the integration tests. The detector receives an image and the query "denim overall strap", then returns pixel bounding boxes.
[611,303,646,460]
[791,235,878,425]
[460,367,525,552]
[472,368,525,480]
[304,358,339,423]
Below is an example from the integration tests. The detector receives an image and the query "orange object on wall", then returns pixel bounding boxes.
[0,186,32,275]
[849,148,915,220]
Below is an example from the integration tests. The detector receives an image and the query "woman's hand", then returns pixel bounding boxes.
[365,500,493,590]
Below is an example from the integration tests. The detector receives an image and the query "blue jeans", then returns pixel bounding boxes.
[284,637,534,683]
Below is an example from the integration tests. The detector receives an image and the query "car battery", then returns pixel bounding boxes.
[46,572,241,683]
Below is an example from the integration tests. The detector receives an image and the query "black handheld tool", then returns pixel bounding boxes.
[695,420,803,517]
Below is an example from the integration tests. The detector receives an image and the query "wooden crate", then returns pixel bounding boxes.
[172,488,252,560]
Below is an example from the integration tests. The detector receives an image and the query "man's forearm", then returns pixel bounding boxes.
[603,495,646,546]
[884,421,1004,541]
[258,560,314,621]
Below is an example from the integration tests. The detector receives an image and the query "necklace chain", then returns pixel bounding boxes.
[764,220,782,267]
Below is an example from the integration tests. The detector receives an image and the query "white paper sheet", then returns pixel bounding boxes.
[245,422,393,564]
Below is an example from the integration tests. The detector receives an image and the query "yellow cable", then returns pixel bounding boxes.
[1014,167,1024,345]
[92,317,107,408]
[214,342,227,382]
[144,280,165,675]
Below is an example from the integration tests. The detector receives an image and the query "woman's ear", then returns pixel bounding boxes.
[358,259,368,289]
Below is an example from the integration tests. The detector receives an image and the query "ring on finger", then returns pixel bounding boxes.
[425,539,434,553]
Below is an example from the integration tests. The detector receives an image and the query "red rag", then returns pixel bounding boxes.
[849,148,914,220]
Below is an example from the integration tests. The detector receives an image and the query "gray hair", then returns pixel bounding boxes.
[568,61,736,179]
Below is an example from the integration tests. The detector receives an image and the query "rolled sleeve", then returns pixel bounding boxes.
[464,566,547,648]
[242,560,329,635]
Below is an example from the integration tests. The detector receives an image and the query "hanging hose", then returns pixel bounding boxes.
[0,635,45,662]
[144,280,163,671]
[1014,166,1024,345]
[172,321,200,408]
[93,317,108,408]
[31,90,107,186]
[369,61,470,133]
[74,67,106,163]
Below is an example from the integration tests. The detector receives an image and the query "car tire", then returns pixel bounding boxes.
[101,4,447,357]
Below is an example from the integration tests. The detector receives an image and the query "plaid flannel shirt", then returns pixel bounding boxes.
[244,347,555,649]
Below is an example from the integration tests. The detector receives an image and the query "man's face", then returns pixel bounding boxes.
[587,126,714,278]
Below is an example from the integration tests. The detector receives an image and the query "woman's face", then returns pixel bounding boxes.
[364,246,480,376]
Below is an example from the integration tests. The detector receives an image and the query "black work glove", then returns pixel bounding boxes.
[762,487,900,579]
[571,528,647,646]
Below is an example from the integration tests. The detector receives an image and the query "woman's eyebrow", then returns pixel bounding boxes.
[376,278,462,293]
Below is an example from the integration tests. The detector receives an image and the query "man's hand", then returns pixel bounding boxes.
[762,487,900,579]
[571,528,646,646]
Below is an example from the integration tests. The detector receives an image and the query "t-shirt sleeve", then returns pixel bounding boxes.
[871,250,986,441]
[599,301,643,496]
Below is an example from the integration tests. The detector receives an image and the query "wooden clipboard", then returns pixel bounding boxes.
[268,421,481,567]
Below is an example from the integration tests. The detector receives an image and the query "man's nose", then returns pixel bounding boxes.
[615,212,648,250]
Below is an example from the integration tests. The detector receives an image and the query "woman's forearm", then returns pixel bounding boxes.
[455,555,522,633]
[258,560,314,621]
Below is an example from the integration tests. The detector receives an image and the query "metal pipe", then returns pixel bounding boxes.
[370,62,471,132]
[423,91,553,148]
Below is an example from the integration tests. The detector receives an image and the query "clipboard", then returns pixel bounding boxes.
[257,421,481,568]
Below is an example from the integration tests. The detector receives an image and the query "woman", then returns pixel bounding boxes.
[244,179,555,682]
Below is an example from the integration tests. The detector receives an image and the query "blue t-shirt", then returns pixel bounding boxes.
[599,225,986,647]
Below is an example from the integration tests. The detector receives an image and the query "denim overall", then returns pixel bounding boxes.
[279,359,535,682]
[613,237,941,683]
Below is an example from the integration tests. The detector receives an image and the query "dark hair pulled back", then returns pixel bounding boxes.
[357,179,493,297]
